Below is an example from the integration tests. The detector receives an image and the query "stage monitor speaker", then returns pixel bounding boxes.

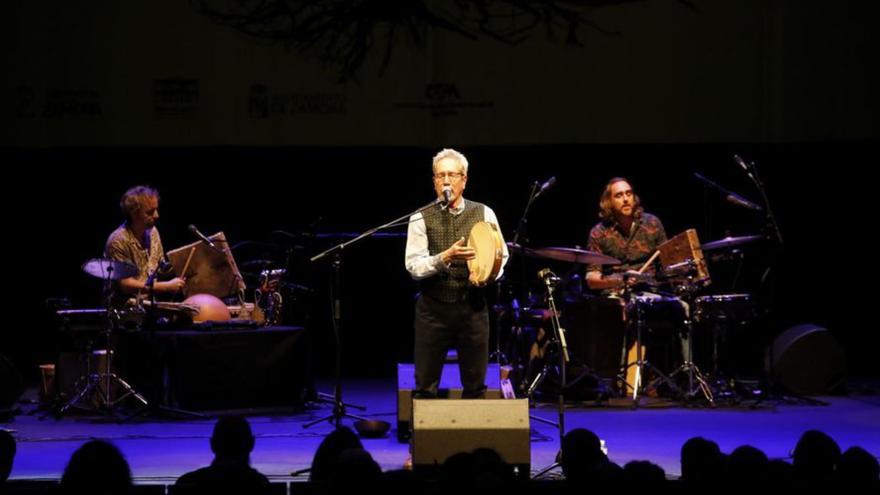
[768,324,847,396]
[412,398,530,478]
[397,363,501,442]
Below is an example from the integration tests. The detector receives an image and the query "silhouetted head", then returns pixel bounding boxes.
[560,428,606,480]
[728,445,768,483]
[310,427,363,482]
[332,448,382,482]
[792,430,841,482]
[837,446,879,483]
[680,436,724,484]
[61,440,132,495]
[210,416,255,463]
[0,429,15,483]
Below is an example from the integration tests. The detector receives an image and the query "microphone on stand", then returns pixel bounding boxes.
[188,224,223,252]
[440,186,453,209]
[533,176,557,200]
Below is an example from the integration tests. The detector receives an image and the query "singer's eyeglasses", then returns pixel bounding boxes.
[433,172,465,182]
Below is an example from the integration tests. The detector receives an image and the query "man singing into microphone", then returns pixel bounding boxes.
[405,149,509,399]
[104,185,186,307]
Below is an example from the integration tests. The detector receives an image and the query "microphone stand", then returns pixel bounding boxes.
[734,157,783,307]
[513,181,541,333]
[736,157,822,406]
[531,268,570,479]
[124,262,205,421]
[741,159,783,247]
[143,263,162,331]
[693,172,763,212]
[489,183,539,368]
[509,183,572,479]
[304,199,444,429]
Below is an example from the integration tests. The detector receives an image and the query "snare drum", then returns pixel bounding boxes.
[628,293,688,339]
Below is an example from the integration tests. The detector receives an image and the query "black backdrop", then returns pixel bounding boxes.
[3,142,873,383]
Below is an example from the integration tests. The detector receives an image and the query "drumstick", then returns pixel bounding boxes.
[637,250,661,274]
[180,247,196,278]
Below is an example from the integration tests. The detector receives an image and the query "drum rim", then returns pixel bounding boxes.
[466,221,503,284]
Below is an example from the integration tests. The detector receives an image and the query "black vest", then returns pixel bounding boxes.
[421,200,486,304]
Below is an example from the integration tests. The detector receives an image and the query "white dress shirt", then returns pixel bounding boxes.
[404,198,509,280]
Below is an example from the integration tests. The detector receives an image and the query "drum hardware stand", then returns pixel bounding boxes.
[55,284,149,418]
[667,311,715,405]
[698,305,748,402]
[306,199,445,428]
[654,266,713,405]
[616,274,681,407]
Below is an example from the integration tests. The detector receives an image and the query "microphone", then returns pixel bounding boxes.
[694,172,763,211]
[441,186,453,208]
[725,193,764,211]
[733,154,756,181]
[533,176,557,199]
[188,224,222,251]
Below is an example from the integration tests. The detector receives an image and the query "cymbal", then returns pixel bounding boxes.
[533,247,621,266]
[81,258,138,280]
[506,243,620,265]
[700,235,765,251]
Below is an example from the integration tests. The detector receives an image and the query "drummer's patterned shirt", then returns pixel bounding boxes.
[586,212,667,276]
[103,223,165,306]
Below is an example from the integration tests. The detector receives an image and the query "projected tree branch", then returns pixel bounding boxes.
[192,0,697,80]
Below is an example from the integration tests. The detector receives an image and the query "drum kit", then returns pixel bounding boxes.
[479,229,766,406]
[53,258,150,417]
[55,241,276,416]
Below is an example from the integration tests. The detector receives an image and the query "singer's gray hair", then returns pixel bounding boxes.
[432,148,469,175]
[120,185,159,220]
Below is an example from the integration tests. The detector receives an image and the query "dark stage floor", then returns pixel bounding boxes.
[3,378,879,486]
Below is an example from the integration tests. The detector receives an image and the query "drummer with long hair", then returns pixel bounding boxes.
[585,177,667,292]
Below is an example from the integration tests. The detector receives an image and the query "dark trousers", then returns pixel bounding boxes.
[413,294,489,398]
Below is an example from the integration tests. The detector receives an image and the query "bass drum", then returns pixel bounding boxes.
[562,293,688,394]
[560,295,627,380]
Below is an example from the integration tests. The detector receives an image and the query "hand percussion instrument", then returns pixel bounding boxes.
[466,221,504,285]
